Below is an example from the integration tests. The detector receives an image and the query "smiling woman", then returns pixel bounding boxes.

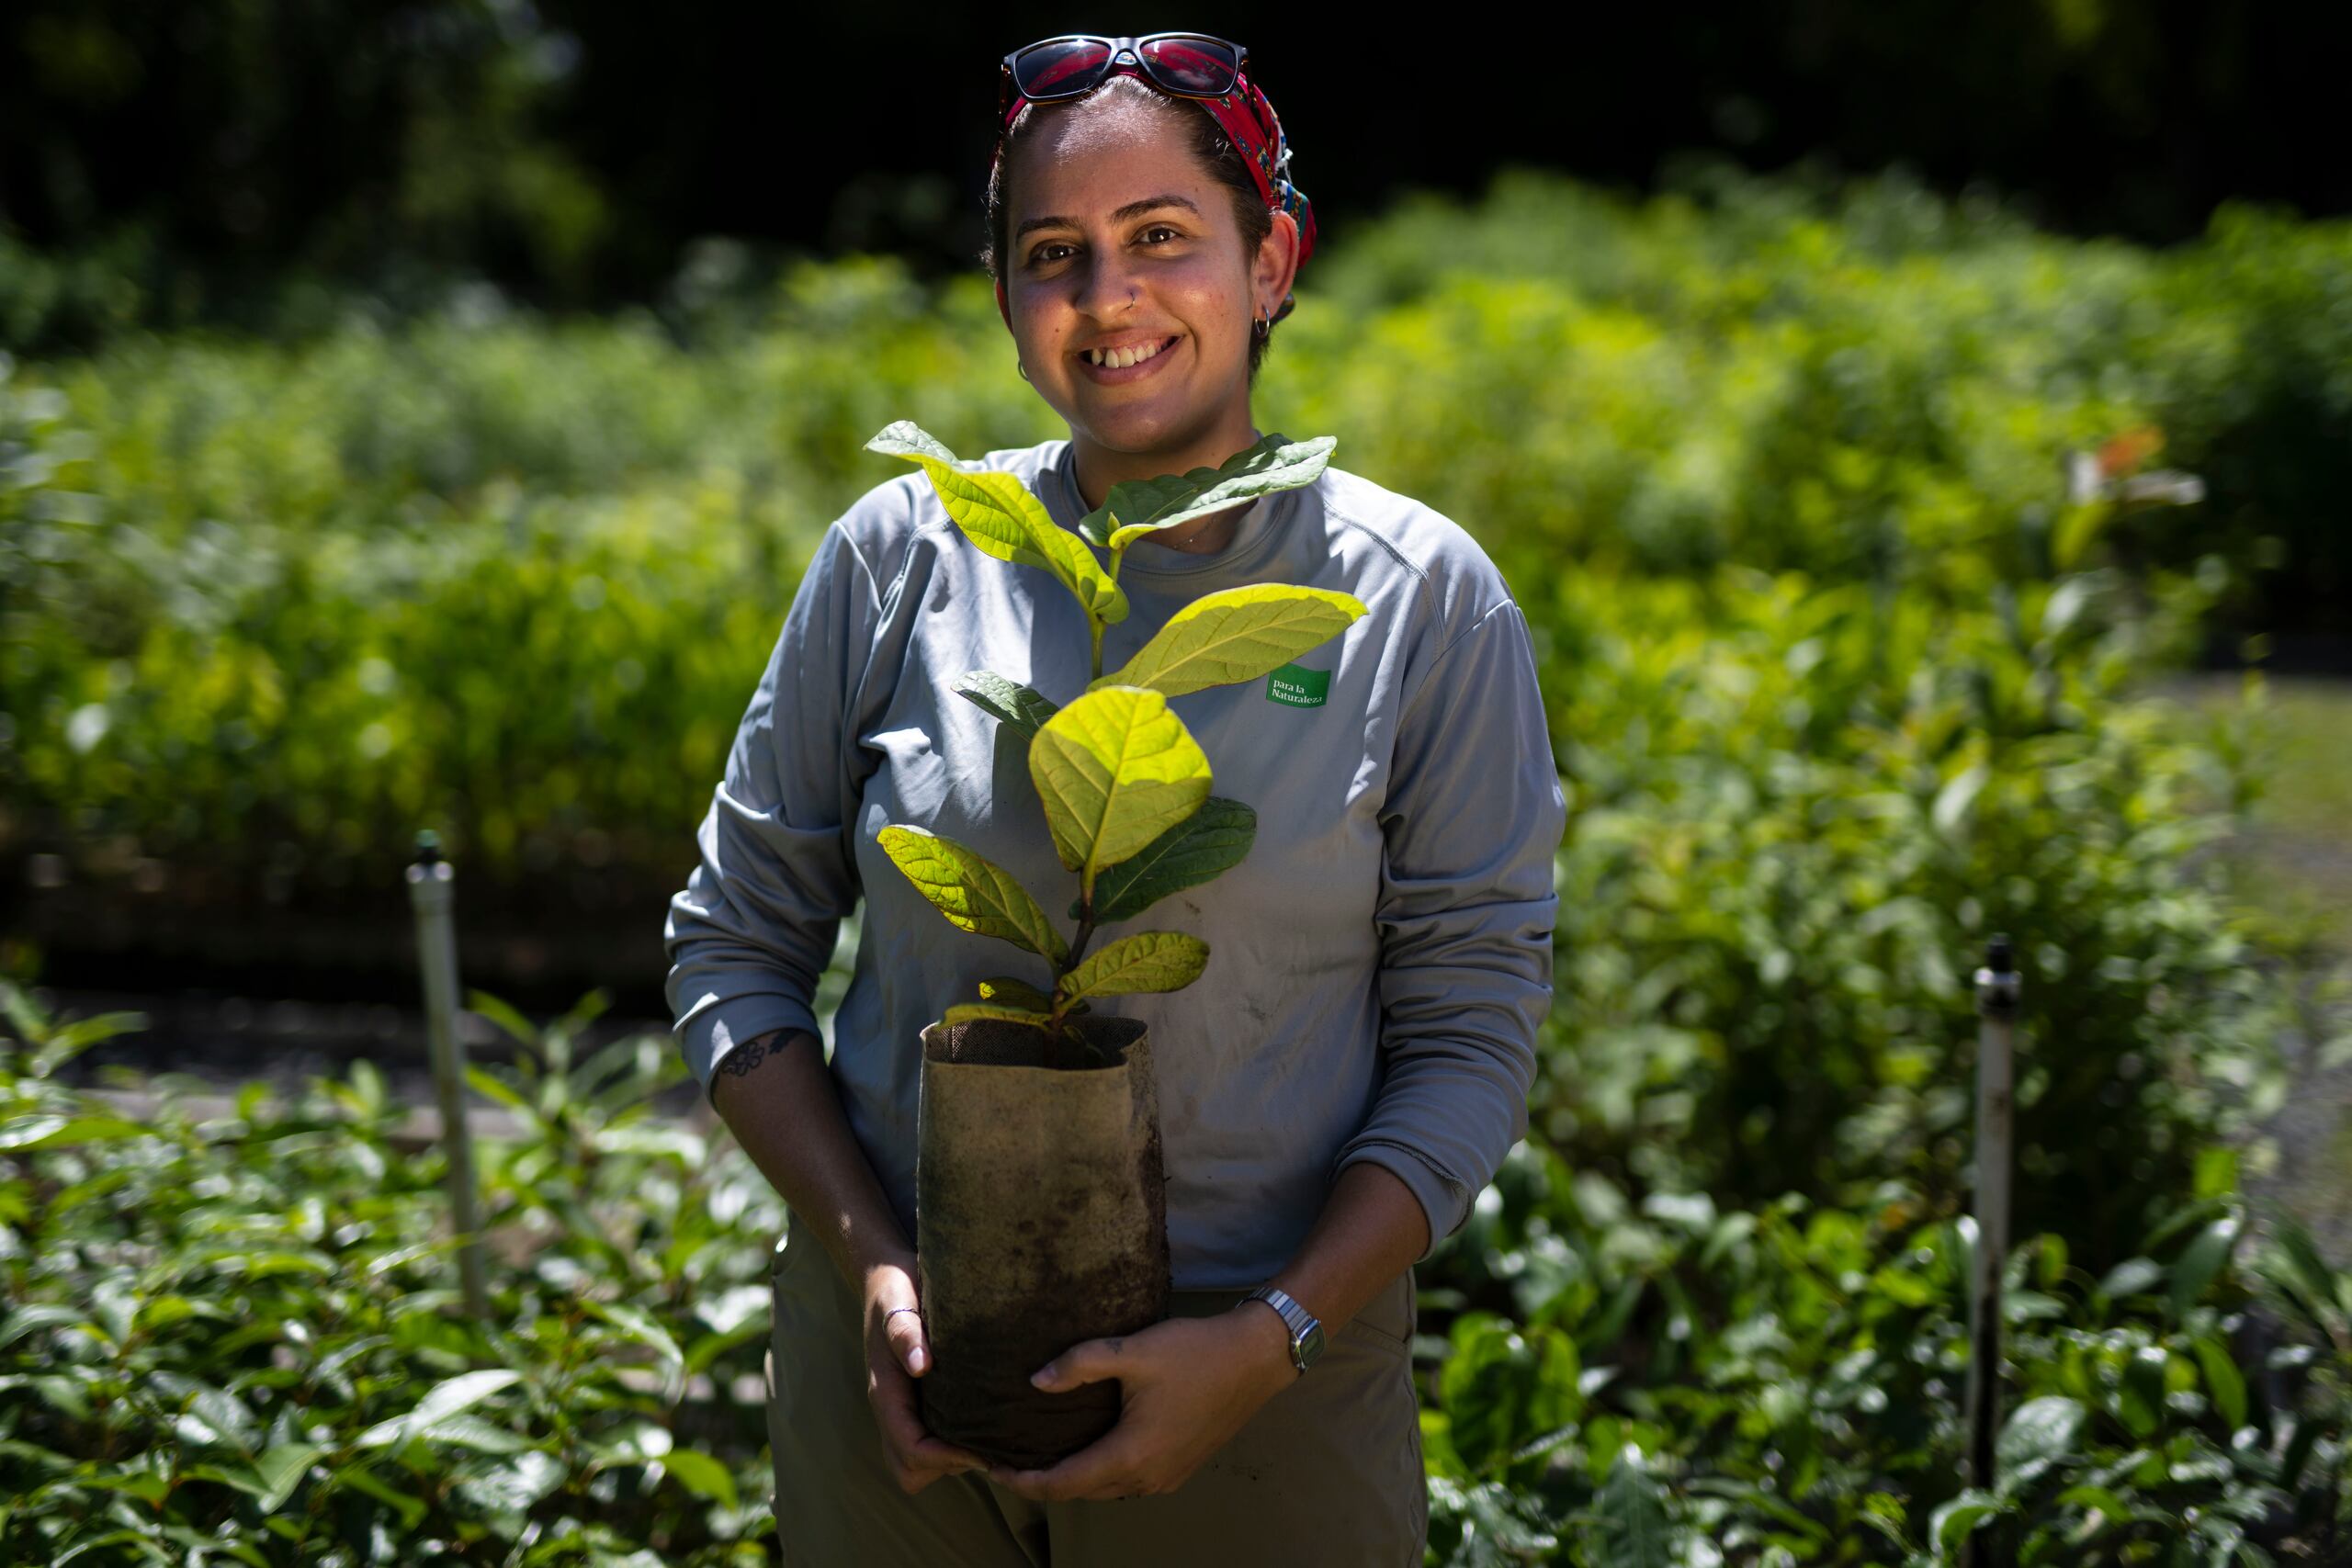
[669,32,1565,1568]
[978,66,1308,552]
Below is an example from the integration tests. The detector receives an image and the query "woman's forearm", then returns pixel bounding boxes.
[1254,1161,1430,1349]
[710,1028,914,1287]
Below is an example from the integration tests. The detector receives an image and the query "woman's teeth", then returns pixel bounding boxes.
[1085,336,1174,368]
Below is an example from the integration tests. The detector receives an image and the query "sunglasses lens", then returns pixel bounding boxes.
[1138,36,1238,94]
[1012,39,1112,97]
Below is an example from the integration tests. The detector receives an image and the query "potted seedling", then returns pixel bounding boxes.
[862,421,1365,1469]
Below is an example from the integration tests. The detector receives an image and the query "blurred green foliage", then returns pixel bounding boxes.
[1534,564,2288,1264]
[7,170,2349,890]
[0,982,783,1564]
[5,986,2345,1563]
[1416,1140,2351,1564]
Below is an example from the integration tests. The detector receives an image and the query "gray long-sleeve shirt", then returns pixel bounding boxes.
[663,435,1565,1284]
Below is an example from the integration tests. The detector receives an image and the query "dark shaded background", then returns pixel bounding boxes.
[6,1,2349,321]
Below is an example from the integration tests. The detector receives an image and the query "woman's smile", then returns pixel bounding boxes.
[1073,332,1183,385]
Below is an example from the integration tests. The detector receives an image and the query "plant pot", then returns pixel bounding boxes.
[911,1011,1170,1470]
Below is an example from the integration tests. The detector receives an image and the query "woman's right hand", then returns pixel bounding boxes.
[862,1250,991,1494]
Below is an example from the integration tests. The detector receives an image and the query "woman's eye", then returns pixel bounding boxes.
[1140,225,1180,244]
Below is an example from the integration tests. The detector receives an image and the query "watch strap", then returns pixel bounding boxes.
[1243,1284,1324,1373]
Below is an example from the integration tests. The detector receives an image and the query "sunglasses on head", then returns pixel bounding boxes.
[998,33,1250,126]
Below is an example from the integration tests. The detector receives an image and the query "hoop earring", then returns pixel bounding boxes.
[1253,308,1271,342]
[1017,358,1031,382]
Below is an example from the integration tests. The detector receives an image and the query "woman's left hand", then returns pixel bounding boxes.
[987,1308,1299,1501]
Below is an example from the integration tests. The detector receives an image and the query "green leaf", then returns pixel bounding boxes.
[582,1301,684,1373]
[1589,1445,1674,1568]
[1057,931,1210,1002]
[876,826,1068,964]
[1996,1396,2085,1489]
[976,976,1057,1011]
[2170,1216,2239,1320]
[411,1415,531,1453]
[2270,1214,2349,1326]
[1930,761,1988,836]
[1080,433,1337,550]
[659,1447,740,1510]
[170,1379,262,1454]
[2054,1483,2131,1524]
[1438,1314,1581,1474]
[2116,1346,2166,1438]
[463,1064,534,1114]
[1930,1490,2004,1559]
[467,990,540,1047]
[1091,583,1368,697]
[0,1115,151,1151]
[0,1304,85,1349]
[352,1369,524,1450]
[954,671,1060,740]
[942,1002,1053,1029]
[2193,1145,2240,1201]
[2192,1334,2248,1428]
[2098,1257,2164,1300]
[1072,796,1256,923]
[328,1461,428,1528]
[864,418,957,468]
[1028,686,1212,884]
[455,1450,566,1516]
[867,423,1125,623]
[2052,500,2110,572]
[254,1442,328,1513]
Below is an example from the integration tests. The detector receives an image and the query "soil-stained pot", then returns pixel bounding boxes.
[912,1011,1170,1470]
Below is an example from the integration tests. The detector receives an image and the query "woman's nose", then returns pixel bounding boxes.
[1071,253,1144,318]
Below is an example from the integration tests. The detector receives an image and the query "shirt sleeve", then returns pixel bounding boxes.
[1330,597,1566,1264]
[663,519,881,1111]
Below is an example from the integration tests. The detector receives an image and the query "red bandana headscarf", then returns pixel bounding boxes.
[992,61,1317,325]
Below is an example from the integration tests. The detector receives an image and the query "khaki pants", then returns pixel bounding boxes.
[762,1233,1429,1566]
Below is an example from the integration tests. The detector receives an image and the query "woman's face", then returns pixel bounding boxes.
[998,96,1296,458]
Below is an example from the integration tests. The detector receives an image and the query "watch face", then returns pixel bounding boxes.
[1298,1319,1327,1369]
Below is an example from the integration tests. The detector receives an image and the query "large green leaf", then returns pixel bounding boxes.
[1091,584,1366,697]
[876,826,1068,964]
[1028,686,1212,883]
[1056,931,1211,1002]
[1070,796,1256,923]
[1075,433,1337,550]
[953,671,1060,741]
[942,1002,1053,1029]
[866,422,1125,623]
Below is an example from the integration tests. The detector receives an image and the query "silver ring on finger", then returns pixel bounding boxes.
[886,1306,922,1323]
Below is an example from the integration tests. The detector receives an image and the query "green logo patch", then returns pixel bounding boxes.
[1264,662,1331,707]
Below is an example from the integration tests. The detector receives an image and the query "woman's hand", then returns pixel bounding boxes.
[861,1251,992,1494]
[987,1306,1299,1502]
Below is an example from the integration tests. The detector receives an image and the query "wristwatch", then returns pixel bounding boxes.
[1241,1285,1326,1375]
